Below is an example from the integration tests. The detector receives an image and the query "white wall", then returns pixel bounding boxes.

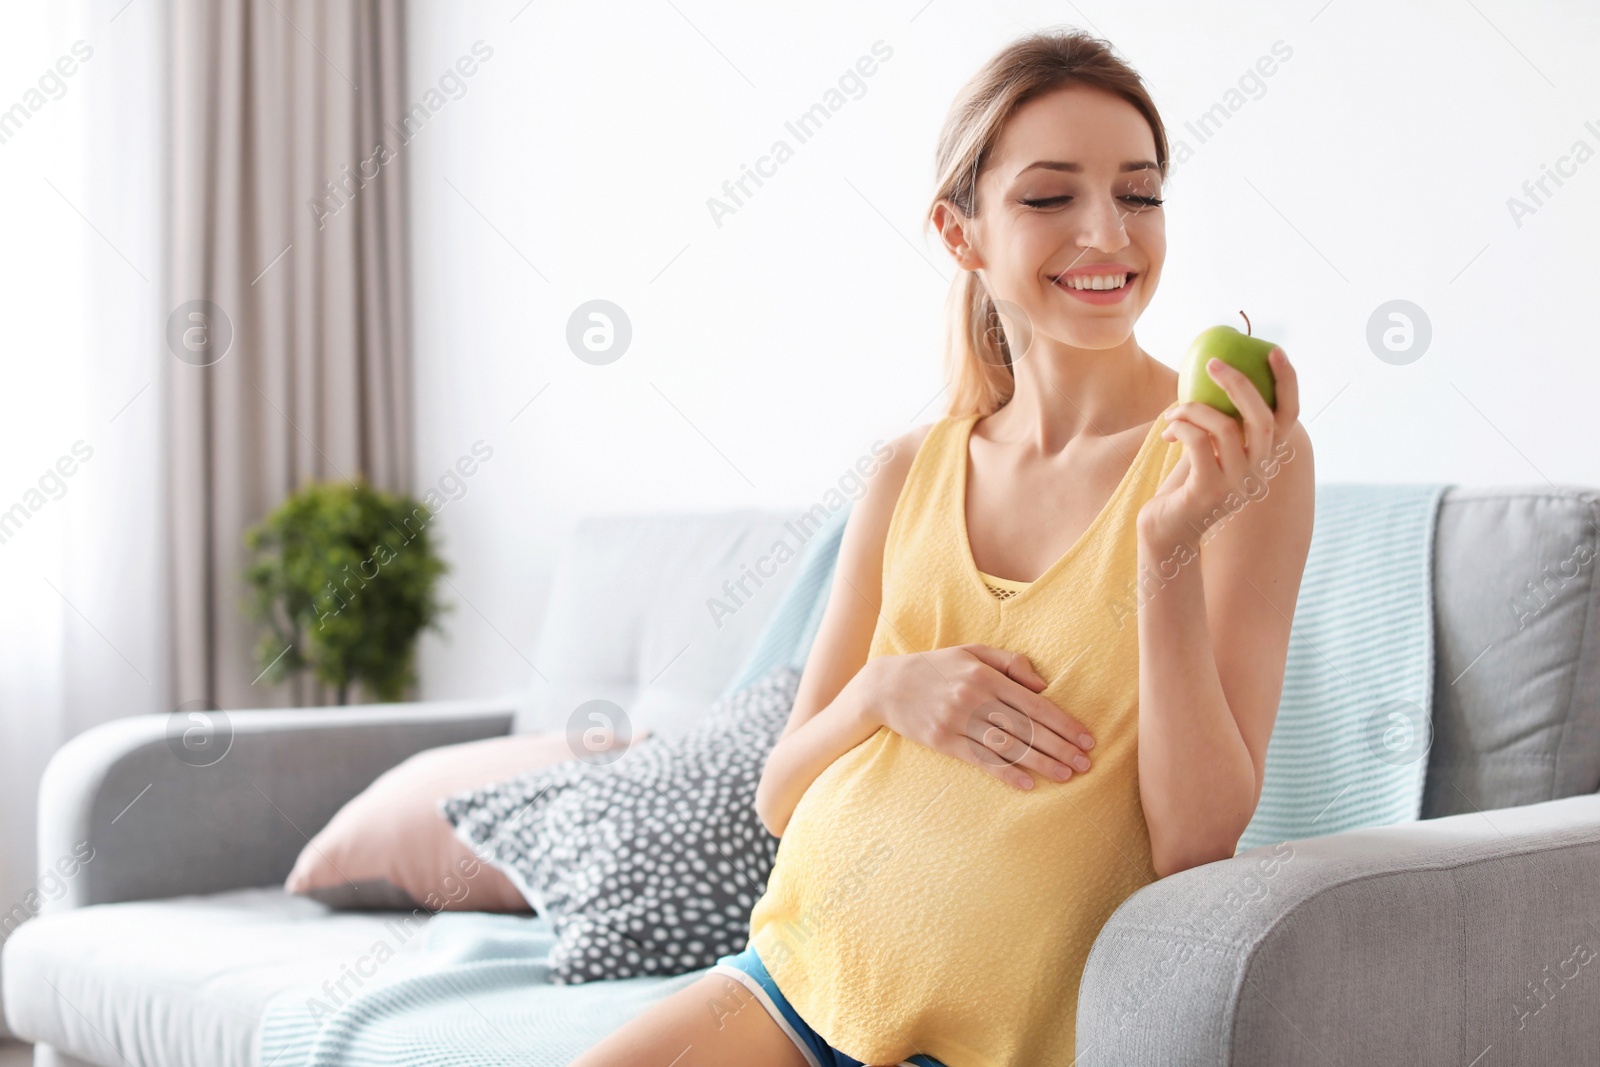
[404,0,1600,704]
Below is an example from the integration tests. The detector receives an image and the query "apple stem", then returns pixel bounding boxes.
[1238,310,1252,336]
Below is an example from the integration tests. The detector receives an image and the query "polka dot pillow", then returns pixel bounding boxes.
[441,665,800,984]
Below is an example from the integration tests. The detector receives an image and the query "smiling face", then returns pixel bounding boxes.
[939,83,1166,353]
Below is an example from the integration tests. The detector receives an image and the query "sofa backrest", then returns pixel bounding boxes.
[515,509,806,741]
[523,487,1600,818]
[1423,486,1600,816]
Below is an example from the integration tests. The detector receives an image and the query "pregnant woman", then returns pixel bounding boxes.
[574,27,1314,1067]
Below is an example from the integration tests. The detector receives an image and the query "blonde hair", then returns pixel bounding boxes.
[925,29,1171,417]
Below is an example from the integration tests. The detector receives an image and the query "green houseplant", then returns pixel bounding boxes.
[243,479,450,704]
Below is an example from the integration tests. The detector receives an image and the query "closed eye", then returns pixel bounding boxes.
[1018,195,1164,210]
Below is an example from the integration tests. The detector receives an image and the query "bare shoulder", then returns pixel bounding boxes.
[872,423,937,497]
[834,421,938,601]
[782,420,940,717]
[1279,418,1315,473]
[1253,417,1315,524]
[857,422,936,520]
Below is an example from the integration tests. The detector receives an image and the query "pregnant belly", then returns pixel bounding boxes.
[747,724,1154,1064]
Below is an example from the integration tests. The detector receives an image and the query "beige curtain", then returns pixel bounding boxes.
[167,0,412,709]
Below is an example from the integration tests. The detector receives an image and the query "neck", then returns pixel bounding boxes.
[984,332,1162,454]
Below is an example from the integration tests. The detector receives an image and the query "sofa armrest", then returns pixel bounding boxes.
[1076,792,1600,1066]
[37,698,515,911]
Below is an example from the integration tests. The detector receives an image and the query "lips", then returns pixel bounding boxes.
[1055,272,1132,291]
[1051,266,1139,304]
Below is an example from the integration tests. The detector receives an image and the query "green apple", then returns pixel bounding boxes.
[1177,312,1278,418]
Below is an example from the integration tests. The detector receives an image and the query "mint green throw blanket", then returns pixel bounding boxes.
[258,912,708,1066]
[1238,482,1448,849]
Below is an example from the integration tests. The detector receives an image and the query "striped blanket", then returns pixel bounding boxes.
[1237,482,1448,849]
[257,911,707,1066]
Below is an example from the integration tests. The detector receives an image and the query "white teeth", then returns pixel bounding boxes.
[1060,273,1129,291]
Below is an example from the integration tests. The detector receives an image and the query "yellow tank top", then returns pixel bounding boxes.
[746,404,1184,1067]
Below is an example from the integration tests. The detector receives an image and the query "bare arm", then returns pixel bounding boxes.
[753,426,927,837]
[1136,349,1315,878]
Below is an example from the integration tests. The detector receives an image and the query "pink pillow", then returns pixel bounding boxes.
[285,730,645,912]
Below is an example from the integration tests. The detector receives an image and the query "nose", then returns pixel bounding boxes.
[1076,194,1131,254]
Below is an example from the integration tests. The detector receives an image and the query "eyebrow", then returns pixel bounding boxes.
[1015,160,1160,176]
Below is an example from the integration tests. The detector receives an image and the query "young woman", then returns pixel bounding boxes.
[574,28,1314,1067]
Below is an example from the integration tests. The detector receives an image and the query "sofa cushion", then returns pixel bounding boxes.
[1424,486,1600,816]
[282,731,620,914]
[1,887,435,1067]
[445,666,799,982]
[515,510,811,741]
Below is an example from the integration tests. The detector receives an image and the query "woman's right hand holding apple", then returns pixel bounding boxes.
[848,643,1095,789]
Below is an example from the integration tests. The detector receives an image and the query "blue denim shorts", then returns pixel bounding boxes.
[710,944,949,1067]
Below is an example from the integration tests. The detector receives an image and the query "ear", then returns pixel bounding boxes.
[931,199,984,271]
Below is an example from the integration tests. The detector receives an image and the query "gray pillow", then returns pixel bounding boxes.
[441,665,799,983]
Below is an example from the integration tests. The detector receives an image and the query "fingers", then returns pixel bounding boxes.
[1161,418,1221,483]
[964,737,1041,791]
[1155,449,1190,494]
[952,644,1097,790]
[960,643,1047,692]
[960,647,1095,751]
[987,670,1094,752]
[960,700,1089,789]
[1167,396,1250,475]
[1267,347,1301,429]
[1205,358,1275,461]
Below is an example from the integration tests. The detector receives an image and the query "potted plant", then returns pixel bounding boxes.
[243,478,450,704]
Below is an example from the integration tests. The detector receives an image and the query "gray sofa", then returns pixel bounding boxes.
[6,489,1600,1066]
